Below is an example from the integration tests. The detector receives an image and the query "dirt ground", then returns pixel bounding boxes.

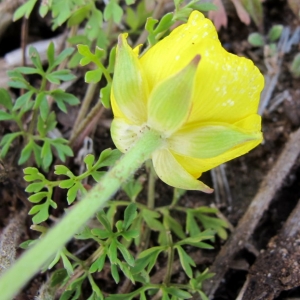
[0,0,300,299]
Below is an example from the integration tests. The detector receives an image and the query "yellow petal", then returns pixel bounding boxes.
[172,136,262,175]
[111,89,127,120]
[168,121,262,159]
[110,118,142,153]
[233,114,261,131]
[140,11,219,91]
[187,46,264,124]
[152,148,213,193]
[169,154,202,178]
[170,114,262,175]
[112,34,149,125]
[147,56,200,136]
[133,44,142,55]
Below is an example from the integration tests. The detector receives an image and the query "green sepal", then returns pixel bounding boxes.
[112,34,148,124]
[169,123,262,159]
[147,55,200,136]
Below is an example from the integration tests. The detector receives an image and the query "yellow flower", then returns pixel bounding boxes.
[110,11,264,193]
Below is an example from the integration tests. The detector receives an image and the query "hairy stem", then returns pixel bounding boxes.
[0,128,163,300]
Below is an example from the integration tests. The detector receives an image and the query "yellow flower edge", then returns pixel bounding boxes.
[111,11,264,192]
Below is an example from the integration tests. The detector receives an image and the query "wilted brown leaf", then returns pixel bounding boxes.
[208,0,228,30]
[231,0,251,25]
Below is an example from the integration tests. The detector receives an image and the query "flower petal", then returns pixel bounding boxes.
[170,114,262,175]
[111,89,127,120]
[112,34,149,125]
[111,118,142,153]
[233,114,261,131]
[172,135,261,175]
[140,11,219,91]
[187,46,264,124]
[168,121,262,159]
[152,148,213,193]
[147,56,200,136]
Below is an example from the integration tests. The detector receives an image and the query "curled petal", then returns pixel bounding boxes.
[168,121,262,159]
[147,56,200,136]
[112,34,149,125]
[152,148,213,193]
[111,118,143,153]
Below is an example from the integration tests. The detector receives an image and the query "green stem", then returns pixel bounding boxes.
[0,128,163,300]
[142,161,157,249]
[64,249,82,264]
[56,246,105,296]
[108,200,148,210]
[28,78,47,136]
[95,60,112,83]
[147,161,157,209]
[14,114,25,132]
[28,109,38,136]
[164,231,174,285]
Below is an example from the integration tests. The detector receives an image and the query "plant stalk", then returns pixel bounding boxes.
[0,128,163,300]
[142,161,157,249]
[164,231,174,285]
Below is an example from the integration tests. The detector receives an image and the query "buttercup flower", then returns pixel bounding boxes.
[111,11,264,193]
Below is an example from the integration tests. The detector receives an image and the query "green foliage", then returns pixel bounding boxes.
[13,0,38,21]
[122,176,144,202]
[241,0,263,28]
[125,1,152,33]
[268,25,284,42]
[23,149,121,224]
[12,0,126,73]
[0,43,77,170]
[24,155,223,298]
[248,24,283,48]
[146,0,217,46]
[248,32,264,47]
[14,0,105,33]
[187,207,229,239]
[104,0,123,24]
[146,13,175,46]
[77,44,114,108]
[174,0,217,21]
